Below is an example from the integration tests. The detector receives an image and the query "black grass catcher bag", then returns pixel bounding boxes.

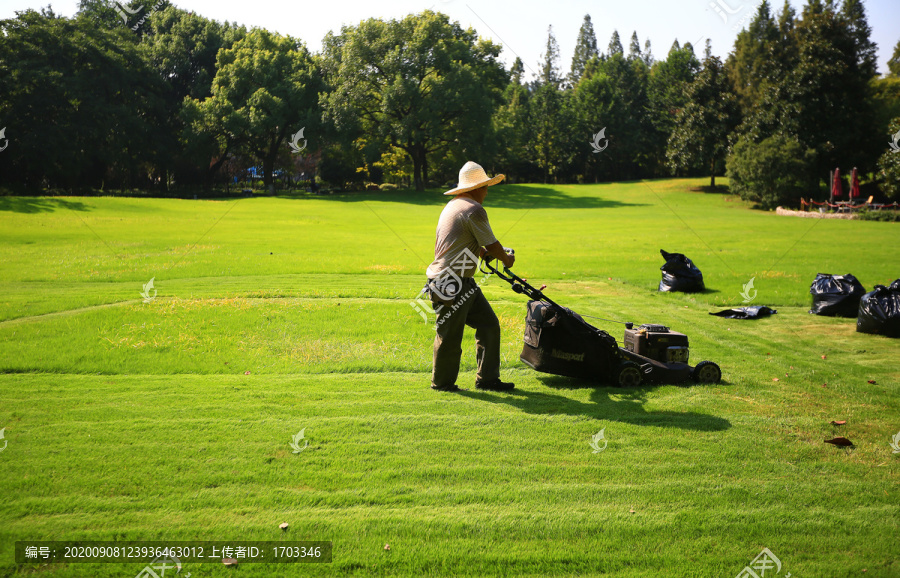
[856,280,900,338]
[808,273,866,317]
[658,250,705,293]
[709,306,777,319]
[520,301,620,381]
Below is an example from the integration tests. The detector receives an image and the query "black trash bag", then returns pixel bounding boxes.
[709,306,777,319]
[658,250,705,293]
[856,279,900,337]
[808,273,866,317]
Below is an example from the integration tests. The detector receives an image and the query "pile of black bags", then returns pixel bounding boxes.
[808,273,866,317]
[857,280,900,338]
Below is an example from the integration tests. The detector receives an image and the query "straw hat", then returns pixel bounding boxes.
[443,161,505,195]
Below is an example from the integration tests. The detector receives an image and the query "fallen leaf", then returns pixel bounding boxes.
[822,383,827,388]
[824,437,854,447]
[279,522,289,530]
[222,558,238,566]
[830,420,846,426]
[772,378,780,382]
[821,355,827,360]
[244,371,251,375]
[629,507,635,514]
[384,544,391,551]
[868,380,877,385]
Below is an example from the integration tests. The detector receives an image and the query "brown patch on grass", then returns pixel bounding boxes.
[366,264,405,273]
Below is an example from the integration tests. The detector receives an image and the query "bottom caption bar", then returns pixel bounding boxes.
[15,541,332,564]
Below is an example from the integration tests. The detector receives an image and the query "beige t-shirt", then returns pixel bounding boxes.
[426,197,498,278]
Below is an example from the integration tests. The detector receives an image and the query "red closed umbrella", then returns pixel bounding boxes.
[831,168,842,200]
[850,167,860,200]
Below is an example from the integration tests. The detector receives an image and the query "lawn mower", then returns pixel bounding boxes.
[480,253,721,387]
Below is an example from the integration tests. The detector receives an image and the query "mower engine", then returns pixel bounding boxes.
[623,324,689,364]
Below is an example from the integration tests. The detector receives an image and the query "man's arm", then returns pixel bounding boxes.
[482,241,515,269]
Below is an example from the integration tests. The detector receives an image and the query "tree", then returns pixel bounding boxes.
[321,11,505,191]
[870,77,900,139]
[666,54,739,186]
[889,40,900,77]
[0,8,166,189]
[727,135,816,209]
[841,0,877,78]
[608,31,623,57]
[571,68,618,182]
[735,1,880,177]
[628,32,642,61]
[530,26,572,183]
[648,42,701,174]
[726,1,779,111]
[876,117,900,200]
[494,58,535,182]
[140,7,246,187]
[541,25,562,87]
[188,29,322,193]
[642,39,654,67]
[569,15,598,84]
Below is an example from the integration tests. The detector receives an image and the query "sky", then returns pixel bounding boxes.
[2,0,898,78]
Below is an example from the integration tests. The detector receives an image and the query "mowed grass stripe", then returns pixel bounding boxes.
[1,373,897,576]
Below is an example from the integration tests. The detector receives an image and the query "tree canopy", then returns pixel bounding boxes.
[0,1,896,203]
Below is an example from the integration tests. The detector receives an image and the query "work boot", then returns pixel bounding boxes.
[431,383,460,392]
[475,378,515,391]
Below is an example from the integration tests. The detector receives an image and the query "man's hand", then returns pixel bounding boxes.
[484,241,514,269]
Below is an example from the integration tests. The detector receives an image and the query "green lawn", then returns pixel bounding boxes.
[1,180,898,577]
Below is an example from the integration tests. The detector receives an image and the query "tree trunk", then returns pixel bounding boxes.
[710,158,716,188]
[263,154,275,195]
[410,145,426,191]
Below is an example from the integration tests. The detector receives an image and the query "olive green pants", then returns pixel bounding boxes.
[430,277,501,388]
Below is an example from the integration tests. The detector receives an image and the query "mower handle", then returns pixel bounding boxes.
[479,256,561,309]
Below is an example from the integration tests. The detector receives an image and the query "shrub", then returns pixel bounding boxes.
[378,183,399,191]
[726,135,816,210]
[876,117,900,200]
[856,208,900,222]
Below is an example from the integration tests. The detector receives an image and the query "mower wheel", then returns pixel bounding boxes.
[614,361,642,387]
[691,361,721,384]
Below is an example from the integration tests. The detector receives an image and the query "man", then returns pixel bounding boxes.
[426,161,516,392]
